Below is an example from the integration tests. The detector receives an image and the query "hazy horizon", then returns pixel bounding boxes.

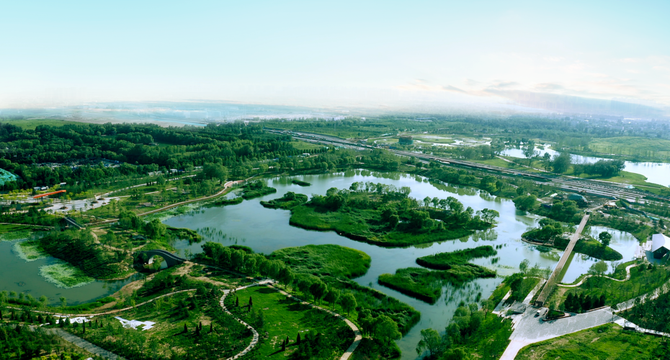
[2,0,669,118]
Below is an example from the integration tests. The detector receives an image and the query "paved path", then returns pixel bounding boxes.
[535,214,590,306]
[500,307,617,360]
[558,263,641,288]
[48,328,125,360]
[219,283,264,360]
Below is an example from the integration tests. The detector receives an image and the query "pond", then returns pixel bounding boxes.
[163,170,642,359]
[501,146,670,187]
[0,240,137,305]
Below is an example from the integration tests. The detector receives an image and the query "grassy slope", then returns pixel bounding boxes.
[269,244,371,279]
[229,286,354,359]
[516,323,665,360]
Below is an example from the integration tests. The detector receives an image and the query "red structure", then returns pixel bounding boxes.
[33,190,67,199]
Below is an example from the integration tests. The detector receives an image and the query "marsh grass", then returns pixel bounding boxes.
[39,262,95,288]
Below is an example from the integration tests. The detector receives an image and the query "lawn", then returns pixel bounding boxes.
[226,286,354,359]
[516,323,668,360]
[269,244,371,279]
[587,136,670,162]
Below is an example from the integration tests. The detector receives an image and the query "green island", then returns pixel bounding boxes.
[378,265,496,304]
[416,245,497,270]
[278,182,498,247]
[240,180,277,199]
[291,179,311,186]
[268,244,371,278]
[260,191,309,209]
[522,218,623,261]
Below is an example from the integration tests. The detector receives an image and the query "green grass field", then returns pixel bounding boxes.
[587,136,670,161]
[228,286,354,358]
[269,244,371,279]
[516,323,667,360]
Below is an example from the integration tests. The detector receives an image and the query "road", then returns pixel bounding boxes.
[277,130,665,202]
[500,307,618,360]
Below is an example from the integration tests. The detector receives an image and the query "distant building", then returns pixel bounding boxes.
[651,233,670,259]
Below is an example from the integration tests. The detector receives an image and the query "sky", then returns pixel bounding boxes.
[1,0,669,111]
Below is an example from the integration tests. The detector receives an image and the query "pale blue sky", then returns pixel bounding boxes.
[1,0,669,108]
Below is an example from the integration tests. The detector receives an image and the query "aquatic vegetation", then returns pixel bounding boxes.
[14,240,48,261]
[39,262,94,288]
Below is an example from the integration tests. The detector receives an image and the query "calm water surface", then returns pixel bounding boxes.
[0,240,136,305]
[501,146,670,187]
[164,170,641,359]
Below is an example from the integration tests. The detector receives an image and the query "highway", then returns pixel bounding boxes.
[272,129,667,202]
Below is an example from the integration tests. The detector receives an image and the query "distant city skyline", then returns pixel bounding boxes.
[1,0,669,116]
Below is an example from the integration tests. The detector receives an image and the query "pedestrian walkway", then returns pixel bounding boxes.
[47,328,125,360]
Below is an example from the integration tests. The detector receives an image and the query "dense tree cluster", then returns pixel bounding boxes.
[0,122,324,191]
[563,293,606,313]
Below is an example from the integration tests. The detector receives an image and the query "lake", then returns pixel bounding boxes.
[501,146,670,187]
[163,170,641,359]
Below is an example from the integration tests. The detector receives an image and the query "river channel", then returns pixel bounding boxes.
[163,170,642,359]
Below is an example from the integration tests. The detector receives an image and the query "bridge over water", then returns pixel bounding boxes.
[534,213,590,307]
[138,249,187,268]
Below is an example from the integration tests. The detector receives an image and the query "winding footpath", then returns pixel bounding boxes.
[558,263,641,288]
[219,281,362,360]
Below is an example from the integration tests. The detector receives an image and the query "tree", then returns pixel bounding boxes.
[592,261,608,278]
[519,259,530,273]
[340,293,357,315]
[552,152,572,173]
[373,315,401,346]
[144,218,166,239]
[523,140,535,165]
[202,163,228,183]
[324,288,340,309]
[59,297,67,308]
[416,328,446,357]
[309,281,327,304]
[599,231,612,248]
